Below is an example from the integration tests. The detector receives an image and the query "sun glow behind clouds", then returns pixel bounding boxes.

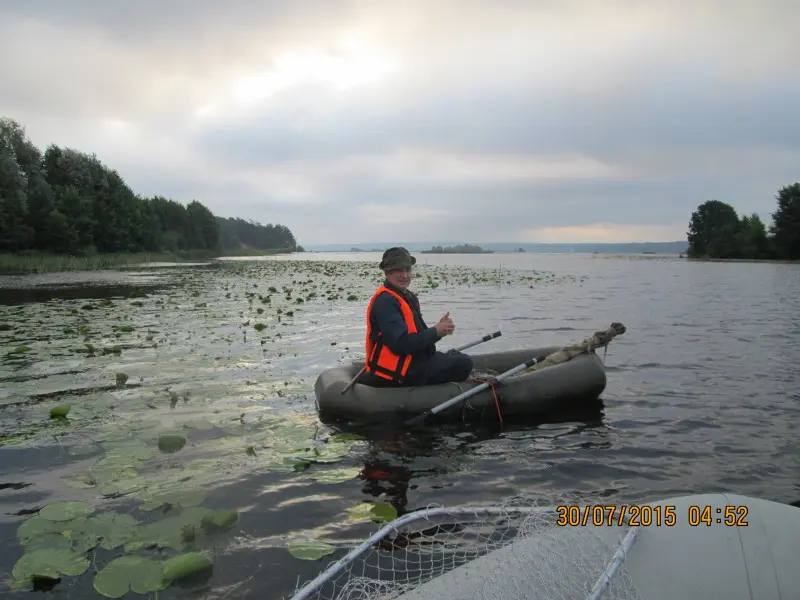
[231,38,398,104]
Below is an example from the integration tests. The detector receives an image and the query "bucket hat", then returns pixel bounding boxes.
[379,247,417,270]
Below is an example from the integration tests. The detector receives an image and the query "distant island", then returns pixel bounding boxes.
[421,244,494,254]
[309,241,690,254]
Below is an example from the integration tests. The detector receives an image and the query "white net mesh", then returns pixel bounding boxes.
[289,500,642,600]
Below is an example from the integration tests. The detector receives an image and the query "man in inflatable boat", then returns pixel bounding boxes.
[359,247,474,387]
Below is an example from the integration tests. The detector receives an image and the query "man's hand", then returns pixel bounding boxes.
[434,311,455,337]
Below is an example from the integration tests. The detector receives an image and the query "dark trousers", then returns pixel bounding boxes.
[359,351,473,387]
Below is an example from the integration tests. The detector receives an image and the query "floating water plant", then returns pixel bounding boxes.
[157,433,186,453]
[287,539,336,561]
[49,405,71,419]
[12,548,89,586]
[93,555,165,598]
[161,551,213,581]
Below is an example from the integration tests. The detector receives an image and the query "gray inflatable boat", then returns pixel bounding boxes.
[314,345,608,424]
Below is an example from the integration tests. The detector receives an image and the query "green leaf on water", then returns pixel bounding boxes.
[12,547,89,583]
[161,551,213,581]
[138,488,206,512]
[369,501,398,523]
[24,533,73,552]
[310,467,362,484]
[344,501,398,524]
[100,475,147,497]
[158,434,187,453]
[93,555,166,598]
[328,433,365,443]
[287,539,336,561]
[18,516,76,544]
[67,443,101,458]
[200,509,238,532]
[39,501,93,522]
[124,507,214,552]
[63,473,97,489]
[50,405,71,419]
[183,418,215,431]
[70,512,139,551]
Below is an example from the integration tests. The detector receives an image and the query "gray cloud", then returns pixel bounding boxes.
[1,0,798,244]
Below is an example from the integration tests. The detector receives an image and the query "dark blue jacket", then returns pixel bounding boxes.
[368,281,441,370]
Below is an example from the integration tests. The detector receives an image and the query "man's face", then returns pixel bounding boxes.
[385,267,412,291]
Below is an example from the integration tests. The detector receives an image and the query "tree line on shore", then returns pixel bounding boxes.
[687,182,799,260]
[0,117,301,256]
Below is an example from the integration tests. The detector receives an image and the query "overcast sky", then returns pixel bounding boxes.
[2,0,798,245]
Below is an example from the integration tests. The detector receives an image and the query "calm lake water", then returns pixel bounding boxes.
[0,251,798,599]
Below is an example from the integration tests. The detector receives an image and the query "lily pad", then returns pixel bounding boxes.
[70,512,139,551]
[124,507,214,552]
[39,501,93,522]
[328,433,365,443]
[93,555,166,598]
[100,475,147,497]
[138,488,206,512]
[63,473,97,489]
[18,516,76,544]
[287,539,336,561]
[345,501,398,524]
[24,533,73,552]
[369,502,398,523]
[184,419,215,431]
[161,551,213,581]
[104,441,155,461]
[12,547,89,583]
[298,443,350,464]
[158,434,187,453]
[67,443,101,458]
[200,509,238,532]
[50,405,71,419]
[310,467,362,484]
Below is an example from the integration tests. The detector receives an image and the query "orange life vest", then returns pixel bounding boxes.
[364,285,418,382]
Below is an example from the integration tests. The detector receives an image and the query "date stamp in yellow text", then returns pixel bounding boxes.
[555,504,749,527]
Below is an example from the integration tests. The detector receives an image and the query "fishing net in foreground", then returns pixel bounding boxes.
[289,500,642,600]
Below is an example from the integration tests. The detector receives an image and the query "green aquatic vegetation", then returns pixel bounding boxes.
[200,509,239,532]
[93,555,166,598]
[68,512,140,551]
[18,515,77,545]
[345,501,398,524]
[161,551,213,581]
[124,506,214,551]
[157,433,187,453]
[309,467,362,484]
[24,532,73,552]
[287,539,336,561]
[39,500,94,522]
[12,547,89,586]
[50,405,71,419]
[138,486,206,512]
[67,442,102,458]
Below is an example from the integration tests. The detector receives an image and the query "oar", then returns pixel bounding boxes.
[404,353,549,427]
[340,330,502,395]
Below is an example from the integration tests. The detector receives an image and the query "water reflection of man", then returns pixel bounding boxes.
[360,459,414,515]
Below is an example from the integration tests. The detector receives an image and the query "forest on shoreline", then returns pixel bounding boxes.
[0,117,302,262]
[686,182,799,260]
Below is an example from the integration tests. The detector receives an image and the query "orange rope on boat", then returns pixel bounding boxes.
[468,377,503,426]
